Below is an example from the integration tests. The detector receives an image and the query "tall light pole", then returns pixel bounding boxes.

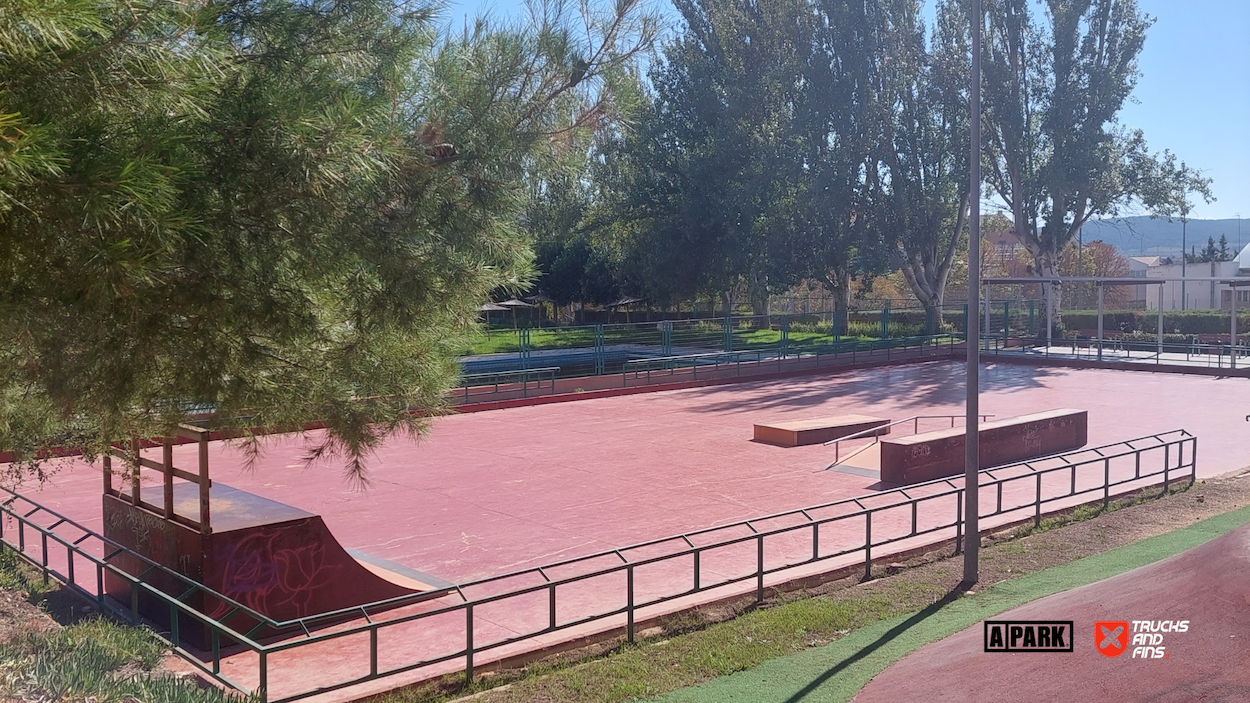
[963,0,982,587]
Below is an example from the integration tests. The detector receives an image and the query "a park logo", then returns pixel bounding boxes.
[1096,621,1130,657]
[983,621,1073,652]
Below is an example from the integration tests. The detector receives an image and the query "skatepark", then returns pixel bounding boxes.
[2,354,1248,702]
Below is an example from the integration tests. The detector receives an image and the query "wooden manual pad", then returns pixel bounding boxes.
[754,414,891,447]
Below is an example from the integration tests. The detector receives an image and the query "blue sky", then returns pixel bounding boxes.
[443,0,1248,220]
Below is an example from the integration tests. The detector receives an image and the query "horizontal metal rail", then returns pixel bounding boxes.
[822,413,995,469]
[618,335,960,387]
[458,367,560,402]
[989,336,1250,371]
[0,428,1195,703]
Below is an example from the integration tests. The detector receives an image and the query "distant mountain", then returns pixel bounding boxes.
[1079,217,1250,259]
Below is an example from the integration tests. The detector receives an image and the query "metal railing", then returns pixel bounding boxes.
[617,335,961,388]
[987,336,1250,371]
[0,429,1195,703]
[0,486,273,693]
[457,367,560,402]
[822,414,995,470]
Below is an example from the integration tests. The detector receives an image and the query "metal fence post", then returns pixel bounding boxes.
[1191,439,1198,486]
[258,651,268,703]
[626,564,635,642]
[1003,300,1010,343]
[723,315,733,352]
[780,315,790,359]
[1103,458,1111,508]
[594,325,605,376]
[954,489,963,554]
[466,603,474,682]
[370,627,378,677]
[1035,473,1043,527]
[880,304,890,339]
[757,535,765,602]
[863,512,872,579]
[519,328,531,371]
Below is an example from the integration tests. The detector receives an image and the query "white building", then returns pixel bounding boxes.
[1130,243,1250,311]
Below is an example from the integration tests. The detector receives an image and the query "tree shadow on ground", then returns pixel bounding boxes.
[781,583,972,703]
[682,361,1060,416]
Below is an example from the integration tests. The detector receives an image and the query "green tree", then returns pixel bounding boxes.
[874,0,971,333]
[781,0,892,329]
[965,0,1212,309]
[527,167,621,310]
[607,0,813,314]
[0,0,655,482]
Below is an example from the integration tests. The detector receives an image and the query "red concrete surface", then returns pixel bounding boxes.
[853,523,1250,703]
[5,360,1249,700]
[22,361,1248,584]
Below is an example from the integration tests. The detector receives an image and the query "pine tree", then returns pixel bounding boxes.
[0,0,655,482]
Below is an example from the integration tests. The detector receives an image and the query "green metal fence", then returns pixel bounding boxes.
[460,306,995,378]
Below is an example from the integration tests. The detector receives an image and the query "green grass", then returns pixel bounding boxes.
[0,546,57,599]
[0,548,247,703]
[376,589,931,703]
[460,323,953,356]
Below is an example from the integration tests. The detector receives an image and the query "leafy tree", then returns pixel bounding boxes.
[874,0,970,333]
[780,0,893,329]
[527,167,621,310]
[602,0,815,315]
[962,0,1211,309]
[1059,239,1130,307]
[0,0,655,482]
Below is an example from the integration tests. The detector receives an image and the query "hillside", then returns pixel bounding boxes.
[1080,217,1248,258]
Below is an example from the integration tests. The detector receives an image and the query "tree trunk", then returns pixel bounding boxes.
[922,301,941,335]
[1034,250,1062,332]
[832,278,851,336]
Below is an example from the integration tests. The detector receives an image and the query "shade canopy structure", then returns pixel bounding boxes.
[477,303,509,312]
[606,296,645,308]
[982,276,1250,365]
[496,299,535,308]
[524,293,556,304]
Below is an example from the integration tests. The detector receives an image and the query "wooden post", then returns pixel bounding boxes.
[162,437,175,519]
[103,454,113,495]
[198,432,211,534]
[129,438,141,506]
